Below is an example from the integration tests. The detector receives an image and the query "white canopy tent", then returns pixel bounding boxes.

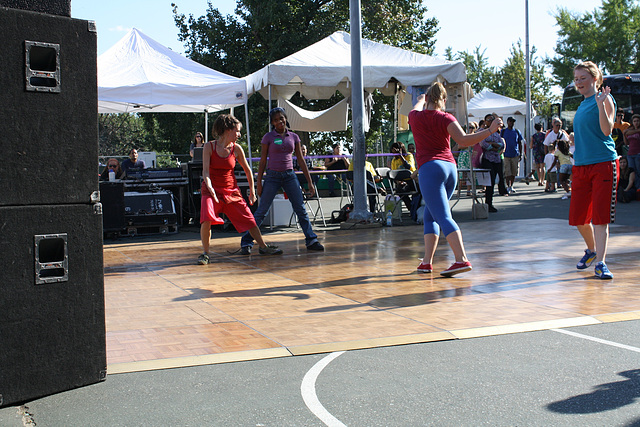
[244,31,470,133]
[98,28,252,159]
[468,89,538,177]
[467,88,537,140]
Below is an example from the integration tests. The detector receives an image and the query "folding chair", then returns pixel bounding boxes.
[289,189,327,227]
[387,169,419,221]
[345,170,384,213]
[375,167,393,196]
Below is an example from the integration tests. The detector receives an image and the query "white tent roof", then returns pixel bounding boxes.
[98,28,247,113]
[467,89,535,118]
[244,31,467,99]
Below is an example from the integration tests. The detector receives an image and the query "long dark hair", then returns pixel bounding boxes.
[557,139,570,156]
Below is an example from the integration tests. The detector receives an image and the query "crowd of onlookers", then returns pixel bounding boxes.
[452,109,639,211]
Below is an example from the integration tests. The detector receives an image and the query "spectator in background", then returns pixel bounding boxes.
[99,158,123,181]
[324,144,350,197]
[614,108,631,132]
[617,156,637,203]
[624,114,640,190]
[612,109,630,156]
[501,116,524,194]
[544,142,557,193]
[407,142,416,155]
[531,123,547,186]
[388,141,416,171]
[543,118,569,154]
[388,141,417,212]
[121,148,146,175]
[480,114,507,213]
[550,139,573,200]
[190,132,205,159]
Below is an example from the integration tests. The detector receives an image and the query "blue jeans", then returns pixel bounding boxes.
[241,169,318,248]
[627,154,640,189]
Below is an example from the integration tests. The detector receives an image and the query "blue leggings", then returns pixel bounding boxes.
[418,160,460,236]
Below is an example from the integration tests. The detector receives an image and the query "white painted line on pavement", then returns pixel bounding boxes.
[301,351,347,427]
[552,328,640,353]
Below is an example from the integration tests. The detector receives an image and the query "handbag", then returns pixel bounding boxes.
[471,144,483,168]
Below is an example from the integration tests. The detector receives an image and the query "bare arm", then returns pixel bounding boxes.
[234,144,256,205]
[201,142,218,203]
[447,119,504,148]
[596,87,615,136]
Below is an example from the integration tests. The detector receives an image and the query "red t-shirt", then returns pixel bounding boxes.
[408,109,456,168]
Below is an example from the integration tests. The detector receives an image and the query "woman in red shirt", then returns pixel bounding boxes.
[409,83,502,276]
[198,114,282,265]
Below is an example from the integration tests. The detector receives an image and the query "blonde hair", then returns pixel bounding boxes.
[574,61,603,88]
[427,82,447,107]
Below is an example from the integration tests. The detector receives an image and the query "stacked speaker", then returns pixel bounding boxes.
[0,1,106,407]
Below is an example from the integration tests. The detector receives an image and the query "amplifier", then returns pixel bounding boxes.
[125,168,183,181]
[123,191,177,233]
[124,190,175,215]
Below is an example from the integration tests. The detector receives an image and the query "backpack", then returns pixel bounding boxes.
[330,203,353,223]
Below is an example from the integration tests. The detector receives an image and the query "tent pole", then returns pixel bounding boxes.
[204,109,208,141]
[524,0,532,178]
[348,0,371,222]
[268,85,272,131]
[393,83,398,149]
[244,102,253,170]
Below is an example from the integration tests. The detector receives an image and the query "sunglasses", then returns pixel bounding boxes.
[108,164,117,168]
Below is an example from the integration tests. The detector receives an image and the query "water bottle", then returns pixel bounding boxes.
[386,210,393,227]
[108,170,115,182]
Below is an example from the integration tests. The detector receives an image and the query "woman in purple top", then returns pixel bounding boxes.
[240,107,324,253]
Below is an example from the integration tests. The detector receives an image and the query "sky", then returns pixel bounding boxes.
[72,0,605,71]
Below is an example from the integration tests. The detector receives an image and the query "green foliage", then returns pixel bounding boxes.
[98,113,150,156]
[172,0,438,157]
[449,46,496,94]
[548,0,640,87]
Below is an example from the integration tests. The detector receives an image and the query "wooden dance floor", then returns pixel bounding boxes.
[104,218,640,374]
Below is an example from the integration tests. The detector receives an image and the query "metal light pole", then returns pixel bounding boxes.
[348,0,371,221]
[525,0,532,177]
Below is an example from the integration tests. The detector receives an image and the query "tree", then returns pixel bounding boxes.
[98,113,150,157]
[446,45,496,94]
[171,0,439,156]
[491,41,558,121]
[548,0,640,87]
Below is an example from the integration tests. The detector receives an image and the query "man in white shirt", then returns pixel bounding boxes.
[543,118,569,154]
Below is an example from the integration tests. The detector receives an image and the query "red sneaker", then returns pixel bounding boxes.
[417,262,432,273]
[440,261,472,277]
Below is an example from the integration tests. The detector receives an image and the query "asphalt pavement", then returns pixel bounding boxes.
[1,320,639,426]
[1,181,639,426]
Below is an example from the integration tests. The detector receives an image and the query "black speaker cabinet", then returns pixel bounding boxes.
[0,7,98,207]
[99,181,125,232]
[0,0,71,17]
[0,204,106,408]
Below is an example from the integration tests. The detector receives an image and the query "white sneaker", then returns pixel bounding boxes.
[562,194,569,200]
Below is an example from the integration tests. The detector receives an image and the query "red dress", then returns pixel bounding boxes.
[200,142,257,233]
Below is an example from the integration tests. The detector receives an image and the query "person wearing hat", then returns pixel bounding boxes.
[501,116,524,194]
